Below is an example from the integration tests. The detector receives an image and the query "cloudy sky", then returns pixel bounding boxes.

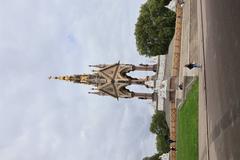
[0,0,157,159]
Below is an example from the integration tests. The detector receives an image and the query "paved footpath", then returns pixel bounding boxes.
[197,0,209,159]
[177,0,199,101]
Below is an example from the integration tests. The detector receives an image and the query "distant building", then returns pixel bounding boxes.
[159,153,169,160]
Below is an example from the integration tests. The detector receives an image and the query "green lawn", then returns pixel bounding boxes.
[177,80,199,160]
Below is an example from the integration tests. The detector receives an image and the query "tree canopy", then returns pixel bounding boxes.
[150,111,169,136]
[142,111,170,159]
[135,0,176,56]
[150,111,170,154]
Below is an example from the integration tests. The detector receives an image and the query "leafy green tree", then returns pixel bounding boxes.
[135,0,176,56]
[156,135,170,154]
[149,111,170,156]
[150,111,169,136]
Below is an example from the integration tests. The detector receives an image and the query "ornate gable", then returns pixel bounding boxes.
[98,83,119,99]
[98,61,120,81]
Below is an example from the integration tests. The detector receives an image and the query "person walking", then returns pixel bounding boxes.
[168,139,176,144]
[170,147,176,151]
[184,63,202,70]
[178,83,183,90]
[179,0,185,7]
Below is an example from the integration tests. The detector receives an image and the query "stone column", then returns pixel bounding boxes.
[132,92,156,100]
[133,64,158,72]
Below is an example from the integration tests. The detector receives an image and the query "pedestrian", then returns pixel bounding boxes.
[170,147,176,151]
[178,83,183,90]
[179,0,185,7]
[168,139,176,144]
[184,63,202,70]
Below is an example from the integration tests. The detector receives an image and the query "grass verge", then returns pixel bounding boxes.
[177,80,199,160]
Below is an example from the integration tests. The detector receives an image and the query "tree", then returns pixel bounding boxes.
[156,135,170,154]
[135,0,176,56]
[150,111,169,136]
[149,111,170,156]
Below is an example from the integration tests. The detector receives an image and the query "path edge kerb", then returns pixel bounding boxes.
[197,0,210,160]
